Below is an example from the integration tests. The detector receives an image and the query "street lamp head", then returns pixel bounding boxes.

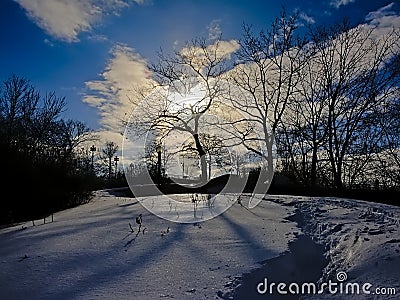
[90,145,96,152]
[156,145,162,153]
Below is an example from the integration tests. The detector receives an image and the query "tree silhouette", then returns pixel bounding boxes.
[130,38,235,182]
[0,75,97,224]
[181,133,230,180]
[102,141,119,180]
[224,10,307,185]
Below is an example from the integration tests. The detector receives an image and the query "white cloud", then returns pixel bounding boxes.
[365,3,400,33]
[299,13,315,25]
[88,33,109,42]
[14,0,143,42]
[366,2,395,21]
[180,39,240,70]
[207,19,222,40]
[330,0,356,9]
[43,38,54,47]
[84,44,151,129]
[369,14,400,31]
[212,40,240,59]
[83,44,153,147]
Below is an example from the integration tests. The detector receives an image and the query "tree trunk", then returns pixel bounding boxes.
[193,133,207,182]
[265,137,275,186]
[334,159,343,189]
[108,157,112,179]
[208,153,212,180]
[310,143,318,187]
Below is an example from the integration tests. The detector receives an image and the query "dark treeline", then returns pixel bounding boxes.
[271,20,400,193]
[256,18,399,202]
[223,15,400,199]
[0,75,124,225]
[224,15,400,194]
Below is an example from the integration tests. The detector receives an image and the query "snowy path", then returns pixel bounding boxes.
[1,191,399,299]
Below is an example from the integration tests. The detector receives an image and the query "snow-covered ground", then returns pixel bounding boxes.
[0,191,399,299]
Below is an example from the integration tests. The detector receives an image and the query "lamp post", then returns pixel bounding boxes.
[156,145,162,184]
[90,145,96,171]
[114,156,119,179]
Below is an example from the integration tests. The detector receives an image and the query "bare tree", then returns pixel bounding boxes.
[0,75,38,145]
[375,95,400,187]
[276,39,331,186]
[225,10,307,182]
[181,133,231,179]
[130,38,235,182]
[0,75,66,153]
[276,20,400,189]
[0,74,98,224]
[307,20,400,188]
[102,141,118,179]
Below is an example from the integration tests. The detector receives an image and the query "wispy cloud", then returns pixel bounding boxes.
[43,38,54,47]
[14,0,143,42]
[179,39,240,70]
[83,44,152,134]
[366,2,395,22]
[83,44,153,159]
[365,3,400,32]
[299,12,315,25]
[330,0,356,9]
[88,33,109,42]
[207,19,222,40]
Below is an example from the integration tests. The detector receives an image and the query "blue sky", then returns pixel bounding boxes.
[1,0,399,137]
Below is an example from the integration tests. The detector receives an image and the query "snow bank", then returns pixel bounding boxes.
[272,196,400,300]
